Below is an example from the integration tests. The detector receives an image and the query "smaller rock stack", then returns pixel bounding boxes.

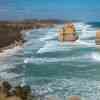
[68,96,81,100]
[96,31,100,45]
[59,23,78,42]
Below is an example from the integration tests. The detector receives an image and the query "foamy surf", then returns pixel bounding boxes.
[40,32,57,41]
[37,40,95,54]
[0,45,23,80]
[0,64,15,72]
[91,52,100,61]
[37,41,74,54]
[24,53,93,64]
[76,40,95,47]
[39,28,59,42]
[30,78,100,100]
[0,45,22,58]
[0,71,23,80]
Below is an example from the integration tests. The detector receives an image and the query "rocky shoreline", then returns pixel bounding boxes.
[0,80,81,100]
[0,19,62,51]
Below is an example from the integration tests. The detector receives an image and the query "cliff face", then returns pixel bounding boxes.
[0,20,60,49]
[96,31,100,45]
[0,25,23,48]
[59,23,78,41]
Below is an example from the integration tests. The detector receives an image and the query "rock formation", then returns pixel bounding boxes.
[59,23,78,42]
[0,20,59,50]
[46,96,60,100]
[68,96,81,100]
[96,31,100,45]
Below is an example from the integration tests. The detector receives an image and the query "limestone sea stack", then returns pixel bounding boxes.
[59,23,78,42]
[96,31,100,45]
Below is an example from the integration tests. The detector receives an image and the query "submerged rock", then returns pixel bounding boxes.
[59,23,78,42]
[96,31,100,45]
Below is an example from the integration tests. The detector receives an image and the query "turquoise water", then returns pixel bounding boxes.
[0,22,100,100]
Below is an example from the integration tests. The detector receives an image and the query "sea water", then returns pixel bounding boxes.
[0,22,100,100]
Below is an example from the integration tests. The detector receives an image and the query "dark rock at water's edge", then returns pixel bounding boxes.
[0,19,62,50]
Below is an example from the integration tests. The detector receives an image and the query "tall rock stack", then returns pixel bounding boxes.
[96,31,100,45]
[59,23,78,42]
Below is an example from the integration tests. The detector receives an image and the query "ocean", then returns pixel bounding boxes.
[0,22,100,100]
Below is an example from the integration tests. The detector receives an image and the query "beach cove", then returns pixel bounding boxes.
[0,21,100,100]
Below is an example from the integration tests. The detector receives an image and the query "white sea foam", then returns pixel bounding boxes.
[0,71,22,80]
[24,53,92,64]
[0,46,22,58]
[30,78,100,100]
[0,45,23,80]
[39,28,58,42]
[75,22,95,40]
[37,41,74,54]
[0,64,15,72]
[76,40,95,47]
[75,23,96,47]
[91,52,100,61]
[74,23,91,32]
[37,39,95,54]
[80,29,95,40]
[40,32,57,41]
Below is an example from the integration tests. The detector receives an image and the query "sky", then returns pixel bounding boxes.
[0,0,100,21]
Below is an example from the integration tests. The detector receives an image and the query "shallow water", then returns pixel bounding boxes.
[0,22,100,100]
